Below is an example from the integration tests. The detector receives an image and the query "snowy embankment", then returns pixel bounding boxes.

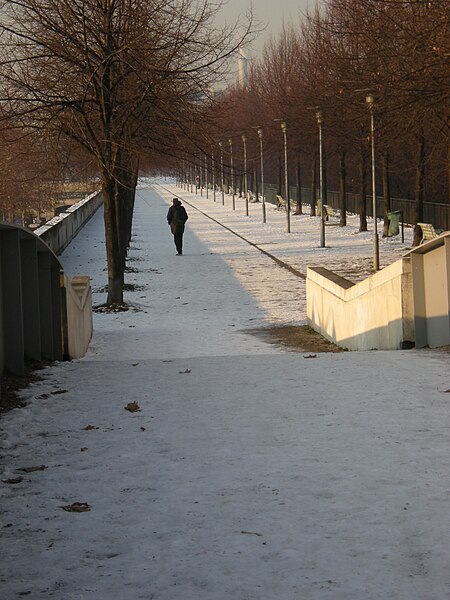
[0,180,449,600]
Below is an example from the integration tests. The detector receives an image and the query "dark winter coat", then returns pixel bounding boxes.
[167,200,188,234]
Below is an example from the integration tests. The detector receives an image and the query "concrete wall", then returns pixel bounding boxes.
[0,191,100,376]
[408,234,450,348]
[0,225,64,375]
[64,275,93,359]
[307,259,414,351]
[307,232,450,351]
[35,190,102,255]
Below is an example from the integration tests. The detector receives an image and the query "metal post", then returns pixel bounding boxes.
[367,95,380,271]
[257,128,266,223]
[205,154,208,199]
[229,138,235,210]
[316,111,326,248]
[212,152,216,202]
[219,141,224,205]
[242,134,248,216]
[281,122,290,233]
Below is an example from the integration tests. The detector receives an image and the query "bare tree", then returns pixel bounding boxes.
[0,0,253,303]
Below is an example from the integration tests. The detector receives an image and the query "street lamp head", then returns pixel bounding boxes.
[257,128,263,138]
[280,121,287,132]
[228,138,232,146]
[242,134,246,143]
[366,94,375,109]
[316,110,323,124]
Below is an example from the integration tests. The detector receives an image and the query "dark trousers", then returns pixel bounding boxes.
[174,232,183,254]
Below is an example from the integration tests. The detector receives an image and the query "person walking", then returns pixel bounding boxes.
[167,198,189,255]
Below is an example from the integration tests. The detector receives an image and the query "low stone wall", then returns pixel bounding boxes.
[306,259,415,351]
[0,194,98,377]
[35,191,102,255]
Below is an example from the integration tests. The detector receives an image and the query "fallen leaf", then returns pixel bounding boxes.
[83,425,99,430]
[179,369,191,374]
[140,427,146,431]
[18,465,48,473]
[2,477,24,484]
[36,394,50,399]
[61,502,91,513]
[241,530,263,537]
[132,363,139,367]
[125,401,141,413]
[444,389,450,393]
[80,447,89,452]
[304,354,317,359]
[51,389,68,395]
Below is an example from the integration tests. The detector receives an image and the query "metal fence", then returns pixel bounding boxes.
[263,184,450,231]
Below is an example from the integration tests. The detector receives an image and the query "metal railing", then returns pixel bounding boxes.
[263,183,450,231]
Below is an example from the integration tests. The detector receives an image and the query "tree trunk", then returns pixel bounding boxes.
[382,148,391,237]
[103,176,124,305]
[359,145,368,232]
[413,130,425,246]
[339,150,347,226]
[310,154,317,217]
[295,159,302,215]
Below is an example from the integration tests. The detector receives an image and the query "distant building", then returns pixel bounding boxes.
[237,49,249,88]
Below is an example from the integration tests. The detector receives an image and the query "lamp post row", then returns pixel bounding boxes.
[181,97,379,270]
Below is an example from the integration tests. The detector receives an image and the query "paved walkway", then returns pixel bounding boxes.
[1,183,449,600]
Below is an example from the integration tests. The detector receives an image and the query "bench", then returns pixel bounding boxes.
[275,195,297,211]
[276,194,286,210]
[417,222,438,244]
[323,205,341,224]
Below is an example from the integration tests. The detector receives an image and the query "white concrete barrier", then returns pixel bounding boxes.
[35,191,102,255]
[306,259,414,351]
[64,275,93,359]
[307,231,450,350]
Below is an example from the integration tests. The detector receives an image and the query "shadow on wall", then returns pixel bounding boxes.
[0,223,92,378]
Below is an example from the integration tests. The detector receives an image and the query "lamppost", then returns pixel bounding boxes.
[280,121,290,233]
[366,94,380,271]
[219,141,224,205]
[316,110,326,248]
[257,127,266,223]
[204,153,208,199]
[229,138,235,210]
[242,134,248,216]
[212,151,216,202]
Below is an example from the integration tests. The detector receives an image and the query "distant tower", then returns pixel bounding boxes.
[237,49,249,89]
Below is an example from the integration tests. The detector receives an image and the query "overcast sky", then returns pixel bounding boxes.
[220,0,313,57]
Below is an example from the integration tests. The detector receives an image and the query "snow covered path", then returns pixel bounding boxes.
[1,182,449,599]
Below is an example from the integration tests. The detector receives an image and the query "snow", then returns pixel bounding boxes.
[1,179,449,599]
